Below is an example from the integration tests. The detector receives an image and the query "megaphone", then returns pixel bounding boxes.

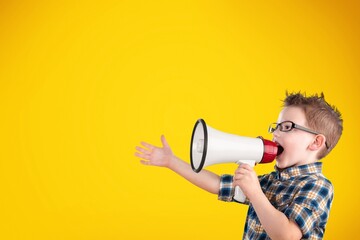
[190,119,281,202]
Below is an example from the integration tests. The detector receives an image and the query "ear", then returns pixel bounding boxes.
[308,134,326,151]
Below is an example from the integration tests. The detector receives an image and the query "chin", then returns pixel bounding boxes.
[276,162,285,169]
[276,158,290,169]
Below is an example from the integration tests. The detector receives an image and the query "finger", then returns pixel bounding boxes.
[234,167,249,175]
[234,169,248,176]
[135,146,152,155]
[239,163,252,170]
[134,152,151,160]
[233,175,244,182]
[140,160,152,166]
[161,135,169,148]
[233,173,248,182]
[140,141,155,150]
[233,175,242,181]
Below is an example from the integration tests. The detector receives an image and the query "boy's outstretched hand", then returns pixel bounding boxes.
[135,135,173,168]
[135,135,221,194]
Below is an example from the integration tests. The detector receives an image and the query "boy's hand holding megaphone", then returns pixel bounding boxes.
[233,163,263,203]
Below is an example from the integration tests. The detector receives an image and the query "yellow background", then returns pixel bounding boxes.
[0,1,359,239]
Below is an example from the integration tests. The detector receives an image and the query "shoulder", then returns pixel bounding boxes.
[298,173,333,194]
[295,174,334,211]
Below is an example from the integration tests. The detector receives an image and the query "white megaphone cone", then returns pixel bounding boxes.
[190,119,281,202]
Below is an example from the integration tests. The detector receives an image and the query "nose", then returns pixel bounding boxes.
[272,128,281,138]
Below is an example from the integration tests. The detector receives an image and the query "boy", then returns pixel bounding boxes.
[135,92,343,239]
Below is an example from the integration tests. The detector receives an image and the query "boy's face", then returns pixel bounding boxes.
[272,106,318,169]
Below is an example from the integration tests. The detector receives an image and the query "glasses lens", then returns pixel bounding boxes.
[280,121,293,132]
[268,123,277,133]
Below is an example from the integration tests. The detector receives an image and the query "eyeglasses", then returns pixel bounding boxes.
[268,121,329,149]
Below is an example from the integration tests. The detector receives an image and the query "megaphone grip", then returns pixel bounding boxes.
[233,161,255,203]
[234,186,246,203]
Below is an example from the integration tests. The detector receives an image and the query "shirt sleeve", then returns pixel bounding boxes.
[218,174,235,202]
[283,178,334,238]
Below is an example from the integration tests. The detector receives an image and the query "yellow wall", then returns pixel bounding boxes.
[0,1,359,239]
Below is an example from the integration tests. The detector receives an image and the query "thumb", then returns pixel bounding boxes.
[161,135,170,148]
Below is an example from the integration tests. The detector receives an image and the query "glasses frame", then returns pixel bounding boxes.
[268,121,329,149]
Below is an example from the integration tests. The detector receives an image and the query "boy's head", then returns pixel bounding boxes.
[270,92,343,169]
[282,92,343,160]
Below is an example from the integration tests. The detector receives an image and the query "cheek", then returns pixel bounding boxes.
[284,135,311,152]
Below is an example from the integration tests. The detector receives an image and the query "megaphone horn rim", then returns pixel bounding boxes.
[190,119,208,173]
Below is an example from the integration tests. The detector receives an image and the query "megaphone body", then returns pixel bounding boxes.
[190,119,280,203]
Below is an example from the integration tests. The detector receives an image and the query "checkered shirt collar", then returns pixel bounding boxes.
[275,162,323,181]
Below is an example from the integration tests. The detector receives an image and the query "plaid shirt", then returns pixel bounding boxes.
[218,162,333,239]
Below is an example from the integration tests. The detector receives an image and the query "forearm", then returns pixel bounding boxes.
[168,155,220,194]
[250,193,302,240]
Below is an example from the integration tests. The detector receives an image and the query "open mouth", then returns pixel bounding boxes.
[277,144,284,156]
